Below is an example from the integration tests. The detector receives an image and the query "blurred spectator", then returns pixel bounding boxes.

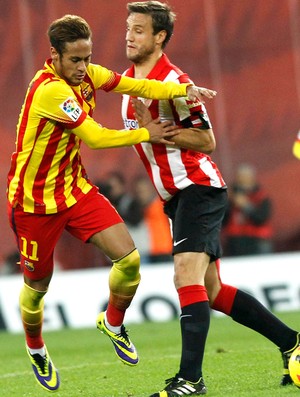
[54,231,111,269]
[98,172,173,264]
[0,250,21,275]
[132,176,173,264]
[222,163,273,256]
[97,171,143,227]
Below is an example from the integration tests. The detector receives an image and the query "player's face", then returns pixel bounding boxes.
[51,39,92,86]
[126,13,161,64]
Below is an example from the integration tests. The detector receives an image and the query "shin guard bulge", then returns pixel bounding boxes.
[19,283,47,348]
[108,248,141,311]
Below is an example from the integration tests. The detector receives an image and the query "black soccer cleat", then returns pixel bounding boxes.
[149,374,207,396]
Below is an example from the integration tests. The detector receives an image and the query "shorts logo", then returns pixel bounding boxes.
[60,97,82,121]
[173,238,188,246]
[24,260,34,272]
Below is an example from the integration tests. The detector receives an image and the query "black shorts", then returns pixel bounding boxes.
[164,184,228,260]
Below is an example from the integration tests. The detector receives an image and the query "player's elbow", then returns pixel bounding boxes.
[203,139,216,154]
[199,130,216,154]
[86,140,101,150]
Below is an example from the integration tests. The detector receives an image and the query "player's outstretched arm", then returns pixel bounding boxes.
[70,110,178,149]
[114,75,216,102]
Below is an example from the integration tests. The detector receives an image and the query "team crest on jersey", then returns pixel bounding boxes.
[82,84,93,101]
[24,260,34,272]
[59,97,82,121]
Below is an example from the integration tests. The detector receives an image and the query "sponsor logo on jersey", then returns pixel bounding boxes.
[124,118,139,130]
[59,97,82,121]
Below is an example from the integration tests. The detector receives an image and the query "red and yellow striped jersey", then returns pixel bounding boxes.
[7,59,190,214]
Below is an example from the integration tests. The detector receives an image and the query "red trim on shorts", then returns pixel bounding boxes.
[178,285,208,308]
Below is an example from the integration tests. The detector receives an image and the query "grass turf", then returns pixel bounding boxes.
[0,311,299,396]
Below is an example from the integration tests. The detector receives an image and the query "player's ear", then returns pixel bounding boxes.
[50,47,59,61]
[156,30,167,46]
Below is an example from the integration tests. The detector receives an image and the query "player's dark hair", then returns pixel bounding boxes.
[48,15,92,55]
[127,1,176,49]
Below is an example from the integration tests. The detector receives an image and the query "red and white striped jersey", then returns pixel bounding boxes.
[121,54,226,203]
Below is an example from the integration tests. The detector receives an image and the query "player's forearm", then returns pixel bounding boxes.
[169,128,216,153]
[114,75,190,99]
[72,119,150,149]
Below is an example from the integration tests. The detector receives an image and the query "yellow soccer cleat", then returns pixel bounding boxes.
[26,345,60,392]
[96,311,139,366]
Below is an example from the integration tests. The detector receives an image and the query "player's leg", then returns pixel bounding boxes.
[8,204,63,391]
[149,185,227,397]
[90,221,139,314]
[206,259,300,386]
[92,224,140,365]
[66,188,140,365]
[174,251,210,384]
[149,251,210,397]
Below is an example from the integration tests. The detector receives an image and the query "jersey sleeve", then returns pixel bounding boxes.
[70,115,150,149]
[86,64,121,91]
[171,73,212,129]
[36,76,150,148]
[35,80,87,128]
[113,74,190,99]
[171,97,212,130]
[87,63,190,98]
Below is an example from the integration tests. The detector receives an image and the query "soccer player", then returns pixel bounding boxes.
[122,2,300,396]
[6,14,217,392]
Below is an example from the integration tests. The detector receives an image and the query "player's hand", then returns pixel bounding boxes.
[132,98,179,145]
[145,118,179,145]
[132,98,152,127]
[186,86,217,103]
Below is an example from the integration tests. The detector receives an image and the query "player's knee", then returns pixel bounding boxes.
[112,248,140,279]
[19,283,47,311]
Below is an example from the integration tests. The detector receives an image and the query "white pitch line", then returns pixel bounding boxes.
[0,362,110,380]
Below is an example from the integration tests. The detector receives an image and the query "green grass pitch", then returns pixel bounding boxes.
[0,311,299,396]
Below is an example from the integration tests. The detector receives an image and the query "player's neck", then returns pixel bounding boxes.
[133,52,163,79]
